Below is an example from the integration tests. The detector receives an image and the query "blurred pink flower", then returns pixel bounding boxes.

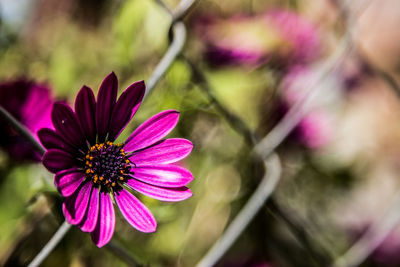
[296,111,334,149]
[280,66,335,149]
[197,9,320,67]
[349,224,400,266]
[0,79,54,161]
[373,230,400,266]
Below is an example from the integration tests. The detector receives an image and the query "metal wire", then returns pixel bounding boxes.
[194,1,374,266]
[145,22,186,98]
[0,106,46,155]
[27,221,71,267]
[196,154,282,267]
[332,193,400,267]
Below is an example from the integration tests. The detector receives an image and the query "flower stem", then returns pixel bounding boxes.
[105,241,142,267]
[27,221,71,267]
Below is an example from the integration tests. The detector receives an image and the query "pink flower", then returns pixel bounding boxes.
[296,111,334,149]
[38,73,194,247]
[280,66,334,149]
[0,79,54,161]
[197,9,320,67]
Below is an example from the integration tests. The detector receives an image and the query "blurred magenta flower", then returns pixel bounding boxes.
[38,72,194,247]
[197,9,320,67]
[280,66,334,149]
[295,111,333,149]
[349,224,400,266]
[372,229,400,266]
[0,79,54,161]
[273,102,333,149]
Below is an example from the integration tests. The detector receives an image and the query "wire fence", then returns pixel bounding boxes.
[2,0,400,266]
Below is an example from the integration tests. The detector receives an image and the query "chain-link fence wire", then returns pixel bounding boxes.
[2,0,400,266]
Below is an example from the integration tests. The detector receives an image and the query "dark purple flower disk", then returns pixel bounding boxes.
[39,72,194,247]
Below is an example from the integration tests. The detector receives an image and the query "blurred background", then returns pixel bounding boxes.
[1,0,400,266]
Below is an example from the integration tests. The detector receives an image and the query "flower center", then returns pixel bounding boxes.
[84,141,131,188]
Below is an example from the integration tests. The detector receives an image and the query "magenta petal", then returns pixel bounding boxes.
[130,165,193,187]
[62,182,92,225]
[43,149,76,173]
[51,102,85,147]
[75,86,96,145]
[124,110,180,152]
[114,189,156,233]
[96,72,118,142]
[91,192,115,247]
[108,80,145,141]
[130,138,193,165]
[38,128,76,154]
[55,168,85,197]
[22,83,54,136]
[79,186,100,232]
[126,179,192,202]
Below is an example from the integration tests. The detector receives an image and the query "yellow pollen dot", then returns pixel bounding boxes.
[86,169,91,174]
[120,149,124,153]
[119,177,124,181]
[125,159,130,164]
[86,154,90,159]
[120,170,124,174]
[89,156,93,160]
[99,176,104,181]
[86,160,90,165]
[111,182,116,187]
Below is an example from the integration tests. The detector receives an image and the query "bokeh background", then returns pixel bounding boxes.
[1,0,400,266]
